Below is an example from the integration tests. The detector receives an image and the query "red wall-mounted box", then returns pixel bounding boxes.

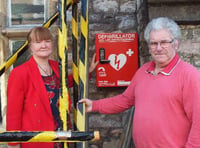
[95,33,138,87]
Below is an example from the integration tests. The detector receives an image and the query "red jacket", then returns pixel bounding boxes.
[6,56,72,148]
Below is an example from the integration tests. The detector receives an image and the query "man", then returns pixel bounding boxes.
[80,17,200,147]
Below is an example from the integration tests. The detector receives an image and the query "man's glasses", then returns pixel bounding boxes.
[149,39,174,49]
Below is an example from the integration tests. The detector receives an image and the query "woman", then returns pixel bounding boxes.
[6,27,97,148]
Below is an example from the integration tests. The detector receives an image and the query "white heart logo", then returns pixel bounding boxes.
[108,54,127,71]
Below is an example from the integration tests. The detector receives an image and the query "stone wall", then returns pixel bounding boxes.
[179,25,200,71]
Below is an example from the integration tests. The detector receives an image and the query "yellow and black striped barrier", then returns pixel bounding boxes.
[0,131,100,143]
[75,0,89,147]
[72,0,80,130]
[58,0,70,147]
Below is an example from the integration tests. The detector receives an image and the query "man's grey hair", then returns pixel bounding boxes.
[144,17,181,42]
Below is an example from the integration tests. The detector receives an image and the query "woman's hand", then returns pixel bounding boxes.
[89,53,98,73]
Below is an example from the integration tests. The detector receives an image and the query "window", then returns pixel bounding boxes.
[8,0,47,27]
[9,40,30,67]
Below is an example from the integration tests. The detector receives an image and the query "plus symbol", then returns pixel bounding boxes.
[126,49,134,56]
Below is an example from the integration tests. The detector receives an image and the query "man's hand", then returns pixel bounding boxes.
[78,98,93,112]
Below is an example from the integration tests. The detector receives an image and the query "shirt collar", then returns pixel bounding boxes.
[146,53,180,76]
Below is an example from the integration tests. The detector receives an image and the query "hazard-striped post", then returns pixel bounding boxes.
[71,2,80,147]
[72,0,79,130]
[76,0,89,147]
[58,0,70,147]
[0,131,99,143]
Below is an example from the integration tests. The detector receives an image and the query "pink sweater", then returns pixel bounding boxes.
[92,55,200,148]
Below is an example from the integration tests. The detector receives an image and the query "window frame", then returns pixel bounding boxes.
[7,0,48,27]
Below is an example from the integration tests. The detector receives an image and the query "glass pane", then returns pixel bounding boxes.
[10,40,30,67]
[9,0,46,26]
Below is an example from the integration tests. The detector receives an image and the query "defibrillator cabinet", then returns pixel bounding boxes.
[95,33,139,87]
